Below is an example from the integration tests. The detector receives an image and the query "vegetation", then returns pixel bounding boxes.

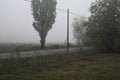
[72,16,88,50]
[31,0,57,49]
[87,0,120,53]
[0,43,76,53]
[0,44,41,53]
[73,0,120,53]
[0,52,120,80]
[1,0,120,79]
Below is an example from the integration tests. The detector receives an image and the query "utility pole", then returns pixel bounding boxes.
[67,9,69,53]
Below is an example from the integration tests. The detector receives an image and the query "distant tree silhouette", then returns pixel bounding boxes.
[72,16,88,51]
[31,0,57,49]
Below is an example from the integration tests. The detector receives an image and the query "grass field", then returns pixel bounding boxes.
[0,43,41,53]
[0,52,120,80]
[0,43,75,53]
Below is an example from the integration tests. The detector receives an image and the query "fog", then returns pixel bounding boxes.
[0,0,94,44]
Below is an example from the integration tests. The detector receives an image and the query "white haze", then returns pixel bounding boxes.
[0,0,94,44]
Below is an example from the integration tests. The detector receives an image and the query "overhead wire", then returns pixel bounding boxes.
[25,0,81,17]
[56,8,81,16]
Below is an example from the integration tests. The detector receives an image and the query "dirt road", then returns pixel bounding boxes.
[0,48,78,59]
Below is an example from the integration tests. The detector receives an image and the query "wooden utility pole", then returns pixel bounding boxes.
[67,9,69,53]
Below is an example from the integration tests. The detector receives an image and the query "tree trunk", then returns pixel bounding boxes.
[40,39,46,49]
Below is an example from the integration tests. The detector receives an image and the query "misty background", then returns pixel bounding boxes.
[0,0,94,44]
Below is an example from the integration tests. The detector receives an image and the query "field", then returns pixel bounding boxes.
[0,43,41,53]
[0,51,120,80]
[0,43,73,53]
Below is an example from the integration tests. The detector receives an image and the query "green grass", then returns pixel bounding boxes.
[0,52,120,80]
[0,43,76,53]
[0,44,41,53]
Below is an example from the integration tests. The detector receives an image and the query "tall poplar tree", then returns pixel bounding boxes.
[31,0,57,49]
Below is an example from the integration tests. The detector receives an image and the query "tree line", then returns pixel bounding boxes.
[31,0,120,53]
[73,0,120,53]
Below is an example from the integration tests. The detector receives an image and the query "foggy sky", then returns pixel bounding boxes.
[0,0,94,44]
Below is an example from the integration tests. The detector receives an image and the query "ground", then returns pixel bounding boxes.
[0,51,120,80]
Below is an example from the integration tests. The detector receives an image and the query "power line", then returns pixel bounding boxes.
[69,11,81,17]
[56,8,81,16]
[25,0,81,17]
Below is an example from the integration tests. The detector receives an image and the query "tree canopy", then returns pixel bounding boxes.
[72,17,87,45]
[31,0,57,49]
[87,0,120,53]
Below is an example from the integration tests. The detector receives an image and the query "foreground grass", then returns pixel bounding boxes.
[0,52,120,80]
